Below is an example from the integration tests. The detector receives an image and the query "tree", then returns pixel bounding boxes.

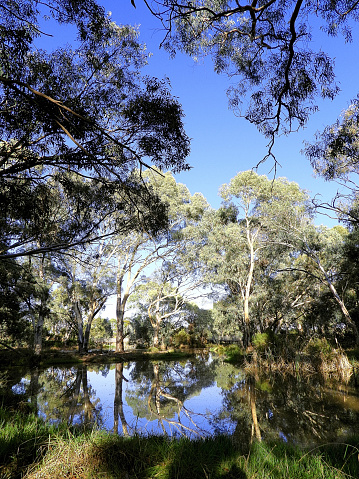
[1,0,190,259]
[296,225,359,344]
[0,256,34,347]
[305,100,359,224]
[54,238,116,353]
[91,317,113,344]
[182,303,213,346]
[27,253,58,355]
[129,277,185,348]
[144,0,350,160]
[201,170,310,346]
[112,171,208,352]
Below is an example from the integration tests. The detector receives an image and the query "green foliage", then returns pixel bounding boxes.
[252,333,274,354]
[0,258,33,345]
[305,337,334,360]
[149,0,342,147]
[0,1,191,260]
[173,328,190,347]
[91,317,113,342]
[224,344,243,363]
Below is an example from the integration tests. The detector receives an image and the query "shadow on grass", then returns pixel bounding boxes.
[24,434,247,479]
[254,438,359,479]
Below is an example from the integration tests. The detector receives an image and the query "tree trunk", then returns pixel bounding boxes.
[33,254,48,356]
[116,295,126,353]
[83,313,96,353]
[33,308,45,356]
[116,267,126,353]
[314,254,359,345]
[243,226,255,348]
[153,316,161,348]
[73,301,84,353]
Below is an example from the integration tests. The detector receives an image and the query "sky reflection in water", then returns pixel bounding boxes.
[10,355,359,446]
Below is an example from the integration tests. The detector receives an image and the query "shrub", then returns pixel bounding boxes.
[252,332,273,354]
[173,329,190,347]
[305,337,334,360]
[225,344,243,362]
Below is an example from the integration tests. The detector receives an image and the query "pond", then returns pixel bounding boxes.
[5,354,359,447]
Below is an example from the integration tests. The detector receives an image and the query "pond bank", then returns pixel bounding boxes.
[1,405,358,479]
[0,347,210,369]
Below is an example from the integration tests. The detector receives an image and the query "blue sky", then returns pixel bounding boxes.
[111,1,359,227]
[37,1,359,226]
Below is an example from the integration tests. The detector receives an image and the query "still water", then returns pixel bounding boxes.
[9,354,359,446]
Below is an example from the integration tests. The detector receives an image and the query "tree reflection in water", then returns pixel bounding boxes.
[213,367,359,448]
[6,356,359,447]
[125,358,217,437]
[28,365,103,429]
[114,362,129,436]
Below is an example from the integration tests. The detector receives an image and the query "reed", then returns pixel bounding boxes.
[243,336,354,382]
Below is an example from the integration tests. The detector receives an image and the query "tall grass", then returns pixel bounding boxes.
[0,406,61,478]
[22,431,359,479]
[2,403,357,479]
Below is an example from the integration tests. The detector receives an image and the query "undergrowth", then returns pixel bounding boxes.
[1,406,359,479]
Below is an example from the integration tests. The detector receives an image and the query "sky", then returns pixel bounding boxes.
[36,1,359,226]
[104,0,359,228]
[33,1,359,317]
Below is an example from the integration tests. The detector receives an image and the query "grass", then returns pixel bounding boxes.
[0,405,63,478]
[1,406,359,479]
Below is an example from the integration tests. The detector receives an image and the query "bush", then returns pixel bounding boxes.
[225,344,243,362]
[252,332,273,354]
[173,329,190,347]
[305,337,334,360]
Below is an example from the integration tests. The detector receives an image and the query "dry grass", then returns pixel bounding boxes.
[245,349,353,382]
[24,433,105,479]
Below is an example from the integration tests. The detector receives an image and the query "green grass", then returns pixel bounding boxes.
[1,405,358,479]
[0,405,62,478]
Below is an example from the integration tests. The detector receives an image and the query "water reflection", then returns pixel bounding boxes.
[5,356,359,447]
[24,365,103,429]
[125,360,217,437]
[114,362,129,436]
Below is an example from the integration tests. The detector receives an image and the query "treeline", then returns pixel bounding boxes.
[2,1,359,356]
[2,168,359,354]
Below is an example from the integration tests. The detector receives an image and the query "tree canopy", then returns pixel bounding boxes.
[144,0,359,161]
[0,0,191,259]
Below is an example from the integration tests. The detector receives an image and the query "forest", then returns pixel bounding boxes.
[3,164,359,359]
[1,1,359,359]
[2,1,359,478]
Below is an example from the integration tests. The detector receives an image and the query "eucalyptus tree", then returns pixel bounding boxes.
[305,100,359,227]
[202,170,310,346]
[128,277,185,348]
[26,252,60,355]
[0,256,34,347]
[113,171,209,351]
[0,0,190,260]
[54,238,117,353]
[183,303,213,345]
[128,262,204,348]
[143,0,356,160]
[291,224,359,344]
